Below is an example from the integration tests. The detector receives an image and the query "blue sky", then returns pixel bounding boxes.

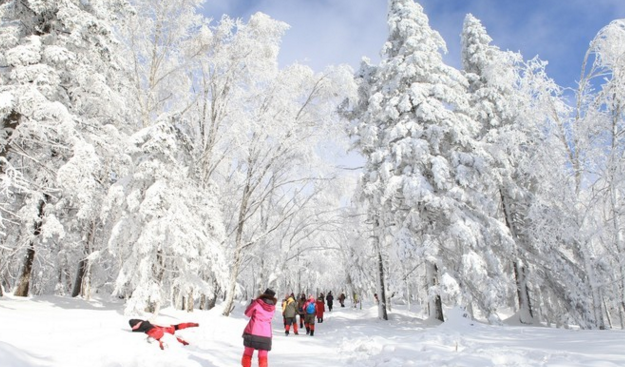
[201,0,625,88]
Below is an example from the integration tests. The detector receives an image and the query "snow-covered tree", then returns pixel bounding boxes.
[219,56,355,315]
[345,0,511,322]
[118,0,207,128]
[585,19,625,329]
[0,0,132,297]
[546,18,625,329]
[461,13,535,323]
[103,116,226,315]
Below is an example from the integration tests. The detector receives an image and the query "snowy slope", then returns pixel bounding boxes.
[1,295,624,367]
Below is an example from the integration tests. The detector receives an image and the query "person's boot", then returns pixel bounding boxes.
[241,355,252,367]
[310,329,314,336]
[285,329,289,336]
[259,356,268,367]
[176,322,199,330]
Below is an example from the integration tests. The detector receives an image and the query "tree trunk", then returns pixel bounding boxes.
[584,239,605,329]
[222,177,252,316]
[14,198,46,297]
[377,251,388,320]
[146,249,166,315]
[500,188,534,323]
[609,184,625,329]
[186,290,194,312]
[71,220,97,298]
[222,245,243,316]
[17,253,35,295]
[71,259,88,297]
[426,262,444,322]
[372,215,388,320]
[0,110,20,175]
[513,260,533,322]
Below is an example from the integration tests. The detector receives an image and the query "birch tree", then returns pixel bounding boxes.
[220,56,355,315]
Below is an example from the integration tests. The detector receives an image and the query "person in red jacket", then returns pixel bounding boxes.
[242,288,277,367]
[315,295,325,323]
[129,319,199,350]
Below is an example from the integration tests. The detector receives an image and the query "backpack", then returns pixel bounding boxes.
[306,302,316,314]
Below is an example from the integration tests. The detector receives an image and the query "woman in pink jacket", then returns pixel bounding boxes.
[242,288,276,367]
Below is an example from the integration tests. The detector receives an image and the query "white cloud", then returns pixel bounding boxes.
[246,0,388,71]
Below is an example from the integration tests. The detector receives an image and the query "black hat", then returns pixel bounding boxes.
[129,319,154,333]
[264,288,276,298]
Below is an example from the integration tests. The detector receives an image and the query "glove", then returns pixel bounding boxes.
[147,336,165,350]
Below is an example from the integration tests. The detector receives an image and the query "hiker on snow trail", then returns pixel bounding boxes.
[242,288,277,367]
[338,292,346,307]
[315,295,325,323]
[326,291,334,312]
[128,319,199,350]
[282,293,299,336]
[296,293,307,329]
[303,294,317,336]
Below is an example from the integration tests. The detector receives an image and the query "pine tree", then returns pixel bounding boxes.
[0,0,131,297]
[346,0,511,322]
[103,116,227,315]
[461,13,534,324]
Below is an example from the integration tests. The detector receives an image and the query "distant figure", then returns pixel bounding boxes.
[338,292,346,307]
[326,291,334,312]
[129,319,199,350]
[374,293,379,304]
[297,293,307,328]
[241,288,277,367]
[282,293,299,336]
[281,294,288,328]
[303,294,317,336]
[316,295,326,323]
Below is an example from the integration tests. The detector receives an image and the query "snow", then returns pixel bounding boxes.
[1,296,624,367]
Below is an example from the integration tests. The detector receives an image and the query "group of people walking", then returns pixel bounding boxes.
[240,288,348,366]
[281,291,330,336]
[129,287,351,367]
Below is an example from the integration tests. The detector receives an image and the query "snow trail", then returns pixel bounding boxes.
[2,296,625,367]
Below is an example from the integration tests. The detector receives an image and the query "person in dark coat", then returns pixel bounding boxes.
[296,293,307,328]
[338,292,346,307]
[326,291,334,312]
[242,288,276,367]
[128,319,199,350]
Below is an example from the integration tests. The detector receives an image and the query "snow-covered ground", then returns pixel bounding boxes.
[1,295,624,367]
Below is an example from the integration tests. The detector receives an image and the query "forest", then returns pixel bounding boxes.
[1,0,624,331]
